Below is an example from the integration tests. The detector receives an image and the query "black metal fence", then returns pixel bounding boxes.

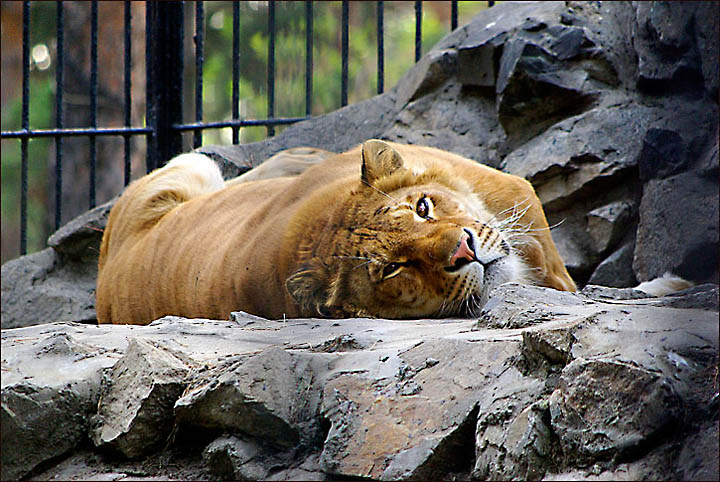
[1,1,494,260]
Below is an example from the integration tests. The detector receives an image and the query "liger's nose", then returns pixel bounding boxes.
[450,231,476,266]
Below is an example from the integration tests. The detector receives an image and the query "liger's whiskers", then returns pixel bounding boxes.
[332,255,372,261]
[331,255,374,270]
[361,180,402,205]
[494,197,532,219]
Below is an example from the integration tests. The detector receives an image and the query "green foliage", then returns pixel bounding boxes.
[1,78,53,257]
[198,1,490,144]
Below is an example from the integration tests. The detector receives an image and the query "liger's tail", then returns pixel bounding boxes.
[99,153,224,268]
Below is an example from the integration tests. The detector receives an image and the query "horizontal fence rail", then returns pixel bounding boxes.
[1,0,494,260]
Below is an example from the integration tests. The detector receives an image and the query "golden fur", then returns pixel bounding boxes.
[97,140,575,324]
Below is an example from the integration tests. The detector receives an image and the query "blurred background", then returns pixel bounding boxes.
[1,1,493,264]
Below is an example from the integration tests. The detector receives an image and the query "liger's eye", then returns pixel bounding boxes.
[416,197,430,218]
[382,262,403,279]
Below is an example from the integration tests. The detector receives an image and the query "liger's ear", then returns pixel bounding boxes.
[361,140,405,186]
[286,260,332,317]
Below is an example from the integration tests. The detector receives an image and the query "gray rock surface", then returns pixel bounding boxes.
[175,348,327,449]
[90,338,192,458]
[633,1,705,95]
[587,238,638,288]
[203,435,279,480]
[46,199,115,259]
[3,284,717,480]
[634,171,719,282]
[549,358,680,464]
[1,326,121,480]
[1,199,113,329]
[586,201,633,255]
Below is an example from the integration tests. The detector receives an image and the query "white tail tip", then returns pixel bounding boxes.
[635,272,694,297]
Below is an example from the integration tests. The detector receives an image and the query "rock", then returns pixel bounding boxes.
[0,199,114,329]
[545,444,678,481]
[695,122,719,177]
[203,435,277,480]
[549,358,680,464]
[502,96,675,209]
[1,315,304,479]
[31,448,212,481]
[267,453,327,481]
[570,2,638,90]
[633,2,704,94]
[175,348,327,449]
[478,281,719,479]
[500,95,642,206]
[383,81,505,168]
[1,325,123,480]
[634,171,719,283]
[495,37,597,146]
[646,284,719,311]
[587,239,638,288]
[319,337,511,480]
[580,284,651,301]
[1,383,98,481]
[1,248,97,329]
[0,198,114,329]
[568,306,718,410]
[677,421,720,481]
[479,283,587,329]
[394,49,458,109]
[439,1,566,52]
[457,34,505,88]
[3,1,718,332]
[90,339,192,458]
[637,128,692,181]
[547,214,597,282]
[47,199,114,260]
[694,1,720,99]
[473,375,549,480]
[451,2,574,89]
[522,328,573,367]
[501,93,715,210]
[4,288,719,481]
[586,201,633,254]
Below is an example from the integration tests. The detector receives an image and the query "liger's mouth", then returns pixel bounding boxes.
[444,257,477,272]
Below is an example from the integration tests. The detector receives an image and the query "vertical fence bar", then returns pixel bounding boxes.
[193,1,204,148]
[451,1,458,30]
[305,1,313,116]
[145,2,155,172]
[55,1,64,229]
[377,1,384,94]
[20,1,30,255]
[232,1,240,144]
[123,0,132,185]
[341,1,349,107]
[89,0,98,208]
[415,0,422,62]
[145,2,184,170]
[267,0,276,136]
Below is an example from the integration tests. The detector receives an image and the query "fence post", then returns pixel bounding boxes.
[145,2,184,171]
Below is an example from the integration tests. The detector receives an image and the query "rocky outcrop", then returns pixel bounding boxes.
[1,200,113,329]
[1,1,719,480]
[2,283,717,480]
